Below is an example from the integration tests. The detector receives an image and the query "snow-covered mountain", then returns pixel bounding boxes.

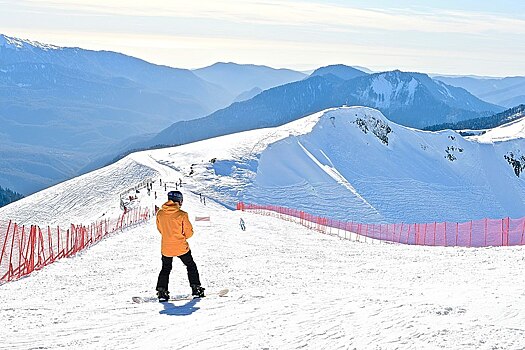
[1,106,525,349]
[340,70,503,128]
[3,106,524,227]
[122,70,502,156]
[0,33,504,197]
[0,34,232,194]
[192,62,306,99]
[160,106,524,223]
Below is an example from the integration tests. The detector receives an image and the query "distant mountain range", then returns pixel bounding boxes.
[335,70,502,128]
[192,62,307,100]
[310,64,368,80]
[118,67,502,155]
[0,34,306,194]
[233,87,263,103]
[435,75,525,108]
[0,34,223,194]
[425,105,525,132]
[0,34,510,197]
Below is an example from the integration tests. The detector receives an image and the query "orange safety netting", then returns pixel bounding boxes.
[237,202,525,247]
[0,207,150,284]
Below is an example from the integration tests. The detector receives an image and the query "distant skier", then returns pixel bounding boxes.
[155,191,205,302]
[240,218,246,231]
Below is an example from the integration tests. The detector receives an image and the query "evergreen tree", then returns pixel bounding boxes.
[0,186,24,207]
[424,105,525,131]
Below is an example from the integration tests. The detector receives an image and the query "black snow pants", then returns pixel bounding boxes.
[156,250,201,291]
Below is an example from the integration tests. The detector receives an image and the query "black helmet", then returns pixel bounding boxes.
[167,191,183,204]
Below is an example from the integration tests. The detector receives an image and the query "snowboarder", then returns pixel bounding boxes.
[155,191,205,302]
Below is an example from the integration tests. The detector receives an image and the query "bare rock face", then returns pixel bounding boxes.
[504,151,525,177]
[354,114,392,145]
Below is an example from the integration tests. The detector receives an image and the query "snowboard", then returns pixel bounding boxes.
[132,288,229,303]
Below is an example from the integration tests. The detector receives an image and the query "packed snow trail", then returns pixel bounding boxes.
[1,106,525,349]
[1,187,524,349]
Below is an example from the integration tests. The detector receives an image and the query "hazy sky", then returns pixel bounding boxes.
[1,0,524,76]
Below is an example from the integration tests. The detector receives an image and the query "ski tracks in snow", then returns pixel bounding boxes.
[1,186,525,349]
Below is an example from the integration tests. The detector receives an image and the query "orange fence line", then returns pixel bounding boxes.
[0,207,150,284]
[237,202,525,247]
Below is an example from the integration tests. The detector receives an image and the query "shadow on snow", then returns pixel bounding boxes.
[159,298,201,316]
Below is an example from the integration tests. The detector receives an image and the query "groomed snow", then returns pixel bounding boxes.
[1,106,525,349]
[1,180,525,349]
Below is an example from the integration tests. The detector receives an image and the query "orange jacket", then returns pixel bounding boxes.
[156,200,194,257]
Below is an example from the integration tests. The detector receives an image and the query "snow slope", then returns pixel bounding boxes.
[145,106,525,223]
[1,158,525,349]
[0,156,158,227]
[472,116,525,143]
[3,106,525,226]
[2,106,525,349]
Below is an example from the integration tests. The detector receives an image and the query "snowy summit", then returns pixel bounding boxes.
[0,34,62,51]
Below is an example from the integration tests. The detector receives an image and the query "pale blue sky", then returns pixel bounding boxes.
[1,0,524,76]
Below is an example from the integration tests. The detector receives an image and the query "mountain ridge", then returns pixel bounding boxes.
[310,64,368,80]
[435,75,525,108]
[0,33,236,194]
[4,106,525,226]
[192,61,307,98]
[131,70,503,152]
